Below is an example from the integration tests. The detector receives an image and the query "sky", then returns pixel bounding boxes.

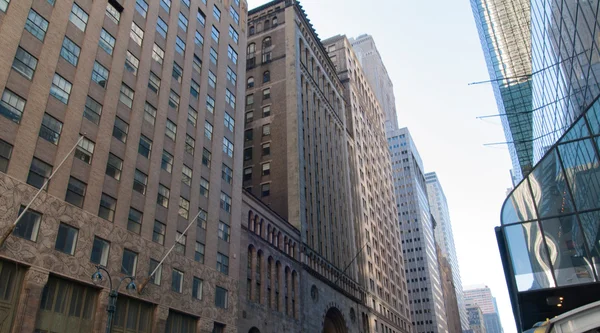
[247,0,517,332]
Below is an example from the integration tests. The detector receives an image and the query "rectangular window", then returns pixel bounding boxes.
[169,90,180,110]
[106,153,123,180]
[213,323,226,333]
[199,178,209,198]
[65,177,86,207]
[178,12,188,32]
[262,142,270,156]
[211,26,220,44]
[0,0,8,12]
[202,149,211,168]
[152,220,165,245]
[152,44,164,64]
[172,62,183,83]
[175,232,186,254]
[113,117,129,143]
[229,6,239,24]
[148,71,160,94]
[135,0,148,18]
[243,167,252,181]
[0,139,13,173]
[165,119,177,141]
[25,10,48,41]
[195,31,204,47]
[125,51,139,75]
[190,80,200,99]
[185,135,195,155]
[226,66,237,86]
[157,184,170,208]
[14,207,41,242]
[204,121,213,140]
[209,48,218,65]
[161,150,174,173]
[75,137,95,164]
[130,22,144,46]
[160,0,171,12]
[218,221,230,242]
[246,94,254,106]
[182,0,190,7]
[224,112,234,132]
[222,137,233,157]
[99,193,116,221]
[121,249,138,276]
[99,29,116,55]
[149,259,162,285]
[262,124,271,136]
[60,38,80,66]
[0,90,25,123]
[208,71,217,89]
[195,242,205,263]
[84,96,102,124]
[50,74,72,104]
[225,89,235,109]
[175,36,186,55]
[263,88,271,100]
[213,5,221,21]
[192,277,203,300]
[127,207,142,234]
[27,158,51,189]
[138,135,152,158]
[262,162,271,176]
[91,62,109,88]
[221,164,232,184]
[198,209,207,229]
[263,105,271,117]
[144,102,157,125]
[90,237,110,266]
[228,25,239,44]
[261,183,270,197]
[157,17,168,38]
[119,83,134,108]
[188,106,198,127]
[227,45,238,64]
[39,113,62,145]
[178,197,190,219]
[206,95,215,113]
[182,164,192,185]
[197,9,206,26]
[262,51,272,63]
[13,47,38,80]
[193,54,202,74]
[171,269,183,293]
[133,169,147,194]
[70,4,88,31]
[244,147,252,161]
[245,111,254,123]
[106,2,121,24]
[216,253,229,275]
[220,192,231,213]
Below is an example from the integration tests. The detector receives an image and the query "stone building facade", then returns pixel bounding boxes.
[0,0,248,331]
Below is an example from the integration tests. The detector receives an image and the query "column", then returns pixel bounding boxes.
[153,305,170,333]
[11,267,49,333]
[250,249,257,303]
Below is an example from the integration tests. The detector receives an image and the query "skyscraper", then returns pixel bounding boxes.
[465,302,487,333]
[389,128,448,333]
[0,0,247,331]
[426,172,469,331]
[464,286,503,333]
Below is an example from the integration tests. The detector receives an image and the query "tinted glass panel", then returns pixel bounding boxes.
[529,149,575,218]
[501,180,537,224]
[558,139,600,211]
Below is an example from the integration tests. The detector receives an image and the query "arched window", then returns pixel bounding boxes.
[249,26,255,35]
[263,71,270,83]
[247,77,255,88]
[247,43,256,54]
[264,19,270,30]
[272,17,278,26]
[262,37,272,49]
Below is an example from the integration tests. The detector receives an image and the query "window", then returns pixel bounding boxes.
[113,117,129,143]
[228,25,239,44]
[227,45,238,64]
[223,137,233,157]
[273,16,278,26]
[106,2,121,24]
[160,0,171,12]
[247,43,256,54]
[54,223,78,255]
[245,111,254,123]
[262,162,271,176]
[161,150,174,173]
[25,10,48,41]
[262,51,272,63]
[263,105,271,117]
[127,208,142,234]
[148,72,160,94]
[0,0,8,12]
[211,26,220,44]
[208,71,217,88]
[59,38,80,67]
[181,0,190,7]
[0,140,13,173]
[202,149,211,168]
[209,48,218,65]
[172,62,183,83]
[216,253,229,275]
[247,77,254,88]
[138,135,152,158]
[222,164,232,184]
[215,286,228,308]
[188,106,198,126]
[220,192,231,213]
[175,232,186,254]
[225,89,235,108]
[144,102,157,125]
[106,153,123,180]
[179,197,190,219]
[244,147,253,163]
[182,164,193,185]
[193,54,202,74]
[119,83,134,108]
[200,178,209,198]
[261,183,270,197]
[65,177,86,207]
[130,22,144,46]
[262,124,271,136]
[90,237,110,266]
[39,113,62,145]
[226,66,237,86]
[1,90,26,123]
[218,222,230,242]
[121,249,138,276]
[206,95,215,113]
[169,90,180,109]
[263,88,271,100]
[263,70,271,83]
[50,74,72,104]
[157,184,170,208]
[178,12,188,31]
[135,0,148,17]
[13,47,38,80]
[213,5,221,21]
[213,323,226,333]
[149,259,162,285]
[98,193,116,221]
[243,168,252,182]
[185,135,195,155]
[99,29,116,55]
[175,36,186,54]
[197,9,206,26]
[204,121,213,140]
[222,113,235,133]
[192,277,203,300]
[70,4,88,31]
[75,137,95,163]
[171,269,183,293]
[195,31,204,47]
[198,209,208,229]
[195,242,205,263]
[262,142,270,156]
[153,220,166,244]
[13,207,41,242]
[27,158,51,189]
[125,51,139,75]
[165,120,177,141]
[229,5,239,24]
[133,169,147,194]
[91,62,109,88]
[191,80,200,99]
[84,96,102,124]
[152,44,165,64]
[156,17,169,39]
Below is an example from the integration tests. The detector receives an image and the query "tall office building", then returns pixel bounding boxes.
[464,286,503,333]
[350,34,398,132]
[465,302,487,333]
[425,172,468,331]
[437,244,463,333]
[0,0,247,331]
[388,128,448,333]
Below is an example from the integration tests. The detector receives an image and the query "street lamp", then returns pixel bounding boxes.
[91,265,136,333]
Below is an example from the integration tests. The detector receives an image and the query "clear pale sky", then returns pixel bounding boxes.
[247,0,517,332]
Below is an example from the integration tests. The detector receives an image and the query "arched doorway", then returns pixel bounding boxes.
[322,307,347,333]
[248,327,260,333]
